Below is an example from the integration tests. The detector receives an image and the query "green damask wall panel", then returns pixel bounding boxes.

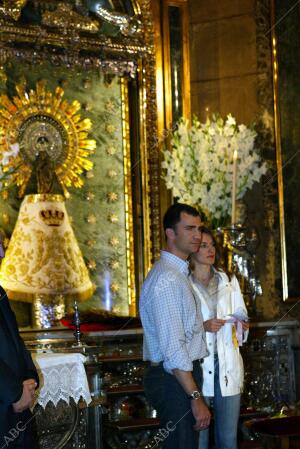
[0,63,130,324]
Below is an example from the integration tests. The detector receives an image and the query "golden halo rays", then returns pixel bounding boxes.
[0,80,96,196]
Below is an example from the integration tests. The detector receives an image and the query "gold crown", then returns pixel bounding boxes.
[39,209,64,226]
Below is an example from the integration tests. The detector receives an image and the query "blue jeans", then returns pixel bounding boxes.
[199,355,240,449]
[144,361,202,449]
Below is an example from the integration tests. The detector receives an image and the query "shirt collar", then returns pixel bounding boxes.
[211,266,221,279]
[160,250,189,276]
[191,266,221,285]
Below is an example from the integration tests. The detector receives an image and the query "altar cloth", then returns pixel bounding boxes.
[33,352,92,408]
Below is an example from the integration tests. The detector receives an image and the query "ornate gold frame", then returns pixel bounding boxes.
[162,0,191,127]
[0,0,161,315]
[271,0,298,302]
[271,30,288,301]
[121,78,136,314]
[150,0,191,230]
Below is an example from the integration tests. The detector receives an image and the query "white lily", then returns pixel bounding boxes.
[161,115,267,223]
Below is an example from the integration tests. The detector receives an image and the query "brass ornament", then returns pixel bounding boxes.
[111,282,120,293]
[0,0,141,36]
[86,239,96,248]
[88,3,142,37]
[105,100,116,112]
[108,213,119,224]
[106,124,116,135]
[86,213,97,224]
[109,236,120,248]
[0,80,96,197]
[107,192,118,203]
[85,191,95,201]
[109,259,120,270]
[42,3,99,33]
[87,260,97,271]
[2,212,9,225]
[107,169,117,178]
[0,0,27,21]
[106,146,117,156]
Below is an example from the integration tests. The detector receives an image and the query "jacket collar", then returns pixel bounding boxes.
[160,250,189,276]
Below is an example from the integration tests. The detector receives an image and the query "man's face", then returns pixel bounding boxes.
[167,212,203,258]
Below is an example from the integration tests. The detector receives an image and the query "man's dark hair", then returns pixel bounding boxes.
[163,203,200,233]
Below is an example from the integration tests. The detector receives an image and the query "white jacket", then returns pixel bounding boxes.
[191,271,249,397]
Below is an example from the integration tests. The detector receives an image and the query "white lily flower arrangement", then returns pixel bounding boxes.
[0,143,21,190]
[162,114,267,226]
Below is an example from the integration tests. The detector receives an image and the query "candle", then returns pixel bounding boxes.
[231,149,238,225]
[205,106,209,122]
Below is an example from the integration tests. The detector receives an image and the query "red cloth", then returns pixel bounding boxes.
[60,318,141,331]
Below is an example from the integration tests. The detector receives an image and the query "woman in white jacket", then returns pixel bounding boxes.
[190,227,249,449]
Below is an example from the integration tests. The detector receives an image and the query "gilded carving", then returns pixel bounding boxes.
[42,3,99,33]
[0,80,96,197]
[255,0,281,316]
[0,0,27,21]
[0,0,161,313]
[89,2,142,36]
[106,192,118,202]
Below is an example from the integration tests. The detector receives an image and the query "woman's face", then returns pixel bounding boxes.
[193,233,216,266]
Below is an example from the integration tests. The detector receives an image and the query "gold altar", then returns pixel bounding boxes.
[0,0,166,323]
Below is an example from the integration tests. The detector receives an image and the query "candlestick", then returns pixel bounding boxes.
[72,300,83,347]
[231,149,238,225]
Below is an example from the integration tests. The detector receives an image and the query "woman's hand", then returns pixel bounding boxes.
[204,319,226,333]
[242,321,249,331]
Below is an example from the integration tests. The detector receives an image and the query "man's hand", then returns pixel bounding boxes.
[23,378,37,393]
[172,368,211,430]
[204,319,225,333]
[12,379,37,413]
[191,398,211,431]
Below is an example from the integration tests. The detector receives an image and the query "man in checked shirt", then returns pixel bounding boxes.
[140,203,211,449]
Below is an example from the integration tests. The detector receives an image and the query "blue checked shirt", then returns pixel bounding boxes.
[139,251,207,374]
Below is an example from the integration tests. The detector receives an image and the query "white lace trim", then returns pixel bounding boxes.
[33,353,92,409]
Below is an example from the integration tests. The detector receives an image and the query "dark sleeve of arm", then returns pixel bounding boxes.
[2,293,39,386]
[0,359,23,405]
[14,323,39,385]
[21,340,39,386]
